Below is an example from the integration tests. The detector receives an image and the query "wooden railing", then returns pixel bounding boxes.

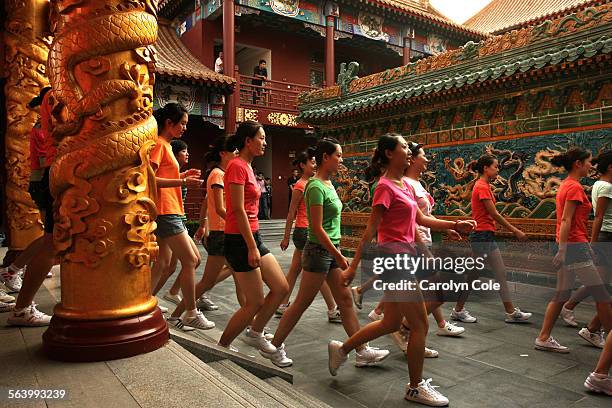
[237,74,317,113]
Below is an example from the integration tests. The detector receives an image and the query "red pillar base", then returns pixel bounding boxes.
[42,307,169,362]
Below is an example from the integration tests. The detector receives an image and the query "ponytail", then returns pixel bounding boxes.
[153,102,188,132]
[364,133,403,179]
[551,146,591,172]
[474,154,496,174]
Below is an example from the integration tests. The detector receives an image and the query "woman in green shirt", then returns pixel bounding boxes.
[265,138,390,368]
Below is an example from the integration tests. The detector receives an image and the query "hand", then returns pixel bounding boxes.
[248,247,261,269]
[184,168,201,178]
[447,229,462,241]
[194,225,206,241]
[335,253,349,270]
[455,220,475,234]
[514,230,528,242]
[552,249,566,269]
[342,267,356,287]
[185,177,203,188]
[280,237,289,251]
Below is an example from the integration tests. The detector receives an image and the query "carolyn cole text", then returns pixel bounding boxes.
[373,279,501,292]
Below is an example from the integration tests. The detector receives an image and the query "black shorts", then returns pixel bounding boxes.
[593,231,612,267]
[302,241,340,273]
[469,231,498,256]
[204,230,225,256]
[565,242,594,268]
[224,231,270,272]
[28,168,54,234]
[292,227,307,250]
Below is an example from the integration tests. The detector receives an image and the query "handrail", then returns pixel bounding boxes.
[237,74,318,112]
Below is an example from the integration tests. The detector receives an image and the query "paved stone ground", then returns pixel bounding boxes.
[156,241,611,408]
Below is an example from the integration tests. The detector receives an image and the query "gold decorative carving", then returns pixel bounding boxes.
[236,107,259,123]
[48,0,159,320]
[3,0,49,250]
[267,112,297,127]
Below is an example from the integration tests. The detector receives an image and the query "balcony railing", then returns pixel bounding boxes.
[237,74,318,113]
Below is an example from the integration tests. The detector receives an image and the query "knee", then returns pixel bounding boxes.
[408,316,429,335]
[552,290,572,303]
[273,281,290,299]
[181,254,199,270]
[379,316,402,333]
[244,295,265,311]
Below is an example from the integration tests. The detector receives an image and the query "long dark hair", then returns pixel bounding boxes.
[551,146,591,172]
[205,135,232,164]
[313,138,340,167]
[593,150,612,175]
[153,102,188,132]
[474,154,497,174]
[228,120,263,152]
[364,133,403,179]
[170,139,188,156]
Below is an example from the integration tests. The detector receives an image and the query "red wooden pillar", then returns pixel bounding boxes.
[402,37,411,65]
[223,0,236,132]
[325,15,335,86]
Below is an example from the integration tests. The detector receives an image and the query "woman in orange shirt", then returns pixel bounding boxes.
[535,147,611,353]
[451,154,532,324]
[150,103,214,331]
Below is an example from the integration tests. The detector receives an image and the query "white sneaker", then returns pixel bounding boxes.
[275,302,289,316]
[405,378,449,407]
[46,271,53,278]
[182,310,215,330]
[217,342,241,353]
[242,328,276,353]
[196,294,219,311]
[584,372,612,396]
[158,304,169,313]
[578,327,605,348]
[390,330,408,352]
[436,322,465,337]
[166,317,195,332]
[260,343,293,367]
[368,309,383,322]
[7,303,51,326]
[505,307,532,323]
[328,340,347,376]
[424,347,439,358]
[0,267,22,292]
[560,306,578,327]
[163,292,182,305]
[0,285,15,303]
[0,301,16,313]
[355,346,390,367]
[534,336,569,353]
[327,307,342,323]
[351,286,363,309]
[451,308,477,323]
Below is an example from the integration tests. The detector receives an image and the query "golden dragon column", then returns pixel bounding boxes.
[42,0,168,361]
[3,0,48,256]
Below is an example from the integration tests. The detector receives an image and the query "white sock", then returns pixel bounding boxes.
[249,328,262,337]
[8,264,23,274]
[184,309,198,318]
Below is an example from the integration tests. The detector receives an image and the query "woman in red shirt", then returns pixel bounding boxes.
[535,147,611,353]
[451,154,532,324]
[218,121,289,359]
[278,148,340,322]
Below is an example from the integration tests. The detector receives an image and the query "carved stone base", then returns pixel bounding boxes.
[42,307,168,362]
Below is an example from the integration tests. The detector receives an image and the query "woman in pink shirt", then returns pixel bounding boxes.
[217,121,289,360]
[329,134,474,407]
[278,148,339,322]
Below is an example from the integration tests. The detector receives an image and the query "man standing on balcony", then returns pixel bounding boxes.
[214,52,223,74]
[252,59,268,104]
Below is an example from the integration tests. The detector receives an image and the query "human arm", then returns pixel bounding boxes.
[342,205,384,286]
[229,183,260,268]
[591,196,609,243]
[281,188,303,250]
[553,200,577,267]
[482,199,527,241]
[212,186,226,220]
[194,194,208,241]
[309,204,347,269]
[415,209,475,234]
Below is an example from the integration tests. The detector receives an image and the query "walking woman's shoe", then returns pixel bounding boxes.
[534,336,569,353]
[405,379,449,406]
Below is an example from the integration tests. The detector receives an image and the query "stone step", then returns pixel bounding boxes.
[208,360,325,408]
[264,376,333,408]
[169,327,293,383]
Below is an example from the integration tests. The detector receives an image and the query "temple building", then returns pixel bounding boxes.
[298,2,612,270]
[157,0,485,217]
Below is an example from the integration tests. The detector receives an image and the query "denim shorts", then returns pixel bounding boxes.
[469,230,498,256]
[156,214,187,239]
[28,168,54,233]
[564,242,594,268]
[204,230,225,256]
[593,231,612,267]
[292,227,308,250]
[224,231,270,272]
[302,241,340,273]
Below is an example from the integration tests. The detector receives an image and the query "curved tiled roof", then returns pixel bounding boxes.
[299,3,612,120]
[357,0,488,37]
[155,24,235,87]
[464,0,596,34]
